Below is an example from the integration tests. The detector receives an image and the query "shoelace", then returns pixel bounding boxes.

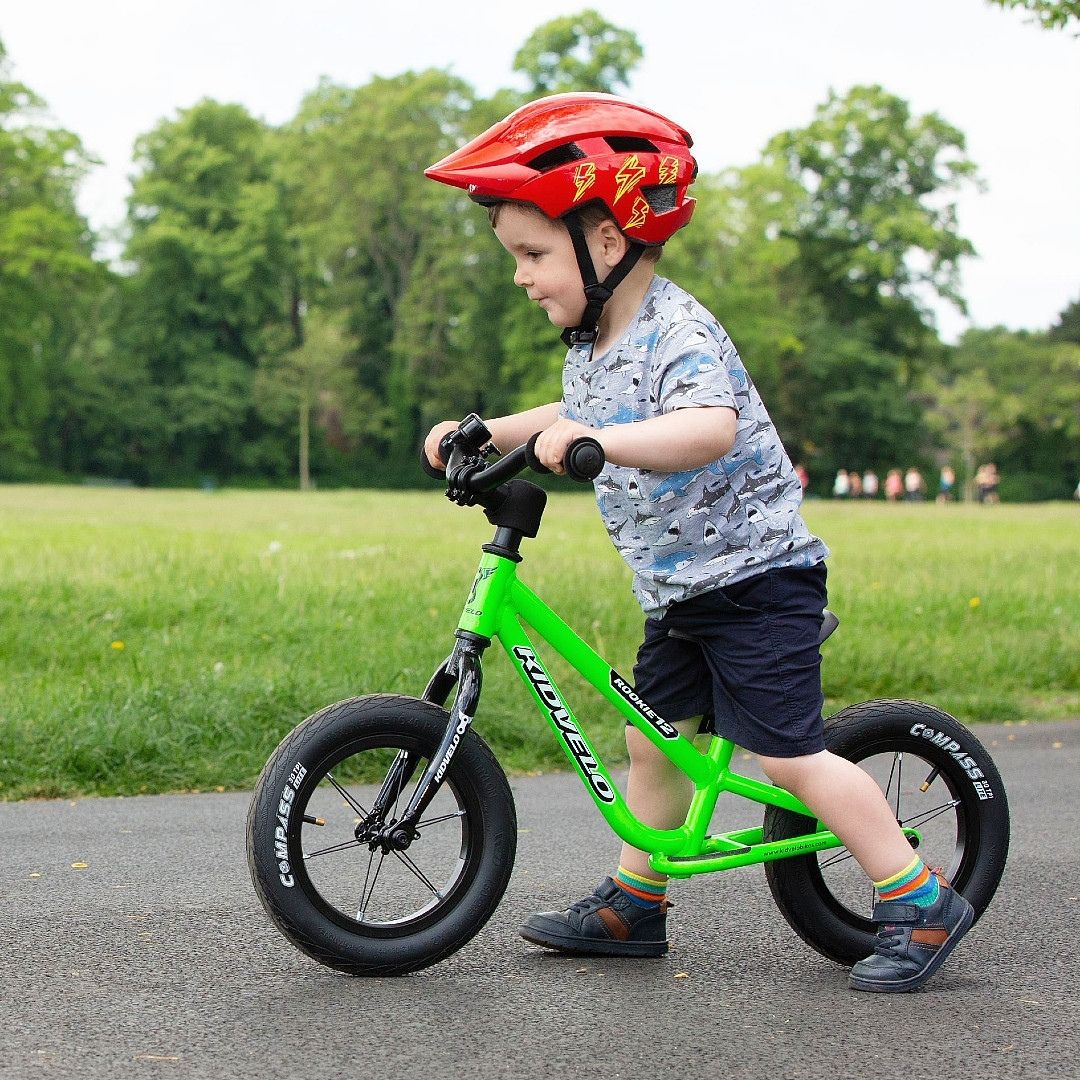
[873,924,908,957]
[567,893,609,916]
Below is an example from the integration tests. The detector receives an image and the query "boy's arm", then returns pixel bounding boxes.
[486,402,562,454]
[533,407,737,475]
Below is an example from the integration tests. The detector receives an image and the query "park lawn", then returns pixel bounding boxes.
[0,484,1076,800]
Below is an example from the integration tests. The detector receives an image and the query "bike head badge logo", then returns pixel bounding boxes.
[614,154,647,203]
[572,162,597,202]
[466,567,495,606]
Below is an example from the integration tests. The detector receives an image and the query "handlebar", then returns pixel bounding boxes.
[419,414,605,499]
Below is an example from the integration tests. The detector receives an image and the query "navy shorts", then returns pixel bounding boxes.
[631,563,828,758]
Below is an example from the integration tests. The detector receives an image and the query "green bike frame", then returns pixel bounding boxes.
[456,549,919,879]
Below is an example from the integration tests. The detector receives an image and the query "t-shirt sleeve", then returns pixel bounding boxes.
[653,320,739,414]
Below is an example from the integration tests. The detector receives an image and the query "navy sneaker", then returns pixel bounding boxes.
[519,877,670,958]
[850,875,975,992]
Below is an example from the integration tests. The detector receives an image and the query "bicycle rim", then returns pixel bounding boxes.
[292,735,476,934]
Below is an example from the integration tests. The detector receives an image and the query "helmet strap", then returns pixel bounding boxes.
[561,213,645,348]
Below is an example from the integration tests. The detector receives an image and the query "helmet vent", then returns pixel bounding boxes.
[528,143,586,172]
[605,136,659,153]
[643,184,677,213]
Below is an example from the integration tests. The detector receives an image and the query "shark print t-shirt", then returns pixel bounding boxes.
[561,276,829,614]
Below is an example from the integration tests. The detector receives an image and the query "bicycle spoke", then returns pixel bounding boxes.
[415,810,466,830]
[304,837,365,860]
[357,847,386,920]
[819,847,858,870]
[392,849,443,898]
[882,753,900,806]
[325,772,369,819]
[898,799,962,832]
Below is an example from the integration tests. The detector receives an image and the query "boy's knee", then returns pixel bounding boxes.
[758,751,825,790]
[626,724,660,765]
[626,717,702,767]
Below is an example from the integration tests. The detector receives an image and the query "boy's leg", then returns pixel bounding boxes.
[758,750,917,881]
[618,718,702,878]
[518,718,700,957]
[759,751,975,992]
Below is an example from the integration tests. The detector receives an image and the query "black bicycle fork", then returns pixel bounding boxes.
[364,632,488,853]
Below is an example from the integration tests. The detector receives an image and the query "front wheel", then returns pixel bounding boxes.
[247,694,517,975]
[763,700,1010,965]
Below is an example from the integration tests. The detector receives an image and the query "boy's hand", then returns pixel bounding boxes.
[533,418,596,475]
[424,420,460,469]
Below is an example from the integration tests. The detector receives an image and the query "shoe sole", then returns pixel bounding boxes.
[519,926,668,958]
[849,900,975,993]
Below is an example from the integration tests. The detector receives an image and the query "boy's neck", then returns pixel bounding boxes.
[593,262,657,356]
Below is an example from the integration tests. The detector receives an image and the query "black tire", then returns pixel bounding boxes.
[247,694,517,975]
[763,699,1010,965]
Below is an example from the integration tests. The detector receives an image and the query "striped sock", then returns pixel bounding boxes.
[614,866,668,908]
[874,856,940,908]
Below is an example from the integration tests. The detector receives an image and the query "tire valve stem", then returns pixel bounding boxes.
[919,767,941,793]
[302,815,326,826]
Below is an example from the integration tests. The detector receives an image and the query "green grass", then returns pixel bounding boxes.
[0,485,1076,800]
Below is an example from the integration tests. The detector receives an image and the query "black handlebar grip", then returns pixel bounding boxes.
[564,437,605,482]
[524,432,551,475]
[419,447,444,480]
[525,433,604,482]
[419,431,461,480]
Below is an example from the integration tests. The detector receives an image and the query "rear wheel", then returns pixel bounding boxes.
[763,699,1010,965]
[247,694,517,975]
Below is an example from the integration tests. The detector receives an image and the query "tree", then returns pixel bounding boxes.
[660,163,806,419]
[254,307,363,489]
[513,9,643,94]
[282,71,479,463]
[986,0,1080,31]
[924,370,1023,499]
[1049,294,1080,344]
[926,327,1080,499]
[763,85,979,357]
[0,36,104,478]
[123,100,293,480]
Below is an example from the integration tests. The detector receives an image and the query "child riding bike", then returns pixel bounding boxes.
[423,92,975,992]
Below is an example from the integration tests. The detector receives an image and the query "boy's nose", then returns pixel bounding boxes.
[514,264,532,288]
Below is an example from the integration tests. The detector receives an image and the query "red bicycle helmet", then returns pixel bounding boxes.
[426,94,698,345]
[426,92,697,246]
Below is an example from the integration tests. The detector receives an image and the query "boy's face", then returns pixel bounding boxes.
[493,203,595,330]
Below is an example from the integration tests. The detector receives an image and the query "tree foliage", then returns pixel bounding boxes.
[513,9,643,94]
[122,99,294,482]
[926,327,1080,499]
[763,85,978,354]
[0,19,1073,498]
[986,0,1080,31]
[0,37,106,478]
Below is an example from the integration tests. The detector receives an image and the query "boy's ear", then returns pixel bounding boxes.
[596,219,628,266]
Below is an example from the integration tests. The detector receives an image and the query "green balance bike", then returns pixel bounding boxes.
[247,415,1010,975]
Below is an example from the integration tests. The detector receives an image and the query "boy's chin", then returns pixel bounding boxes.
[546,308,583,330]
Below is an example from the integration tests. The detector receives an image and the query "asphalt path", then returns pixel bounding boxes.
[2,719,1077,1080]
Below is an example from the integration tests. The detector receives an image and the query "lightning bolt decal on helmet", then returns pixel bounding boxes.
[425,93,698,346]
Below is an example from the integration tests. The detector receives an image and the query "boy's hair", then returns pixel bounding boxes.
[487,200,663,264]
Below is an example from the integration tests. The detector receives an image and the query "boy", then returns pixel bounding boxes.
[424,93,973,992]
